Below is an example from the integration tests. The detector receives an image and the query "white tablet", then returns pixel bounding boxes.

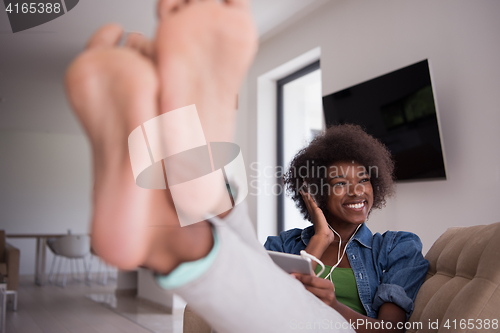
[267,250,314,275]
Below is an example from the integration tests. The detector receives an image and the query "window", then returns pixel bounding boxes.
[277,61,323,233]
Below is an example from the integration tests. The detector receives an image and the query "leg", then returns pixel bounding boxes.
[55,254,63,285]
[0,285,5,333]
[34,237,47,285]
[40,239,46,284]
[48,254,57,283]
[34,237,41,285]
[62,258,67,287]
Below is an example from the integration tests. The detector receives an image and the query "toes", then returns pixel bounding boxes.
[86,24,124,50]
[223,0,249,7]
[124,33,155,59]
[157,0,184,19]
[157,0,215,19]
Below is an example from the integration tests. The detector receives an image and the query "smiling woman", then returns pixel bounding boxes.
[265,124,429,333]
[324,161,374,227]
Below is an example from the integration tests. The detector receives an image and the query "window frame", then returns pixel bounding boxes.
[276,60,320,234]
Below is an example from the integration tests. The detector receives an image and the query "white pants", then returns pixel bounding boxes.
[171,202,355,333]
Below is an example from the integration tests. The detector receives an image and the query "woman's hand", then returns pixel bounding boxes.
[292,273,338,309]
[300,190,335,244]
[295,272,406,332]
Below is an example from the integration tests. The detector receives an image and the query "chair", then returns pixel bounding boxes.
[0,230,19,312]
[182,222,500,333]
[0,231,19,293]
[87,247,117,285]
[47,234,90,287]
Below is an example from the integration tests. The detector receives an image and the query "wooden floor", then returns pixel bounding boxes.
[5,276,184,333]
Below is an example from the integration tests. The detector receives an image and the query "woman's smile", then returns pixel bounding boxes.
[326,161,374,227]
[343,199,367,211]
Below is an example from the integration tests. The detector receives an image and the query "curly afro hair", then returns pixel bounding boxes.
[283,124,395,222]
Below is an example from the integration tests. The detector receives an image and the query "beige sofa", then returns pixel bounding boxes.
[184,222,500,333]
[408,222,500,332]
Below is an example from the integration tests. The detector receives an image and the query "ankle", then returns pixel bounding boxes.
[145,221,214,275]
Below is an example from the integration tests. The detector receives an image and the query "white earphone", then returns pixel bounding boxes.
[299,178,362,280]
[300,223,361,281]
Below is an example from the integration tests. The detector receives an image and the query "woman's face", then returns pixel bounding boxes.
[325,161,374,227]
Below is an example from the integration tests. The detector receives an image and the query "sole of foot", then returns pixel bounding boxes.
[66,24,213,274]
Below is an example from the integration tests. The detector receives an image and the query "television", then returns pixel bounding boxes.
[322,59,446,181]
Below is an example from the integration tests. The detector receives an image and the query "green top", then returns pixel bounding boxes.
[314,265,366,315]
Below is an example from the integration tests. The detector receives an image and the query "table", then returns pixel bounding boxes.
[6,234,66,286]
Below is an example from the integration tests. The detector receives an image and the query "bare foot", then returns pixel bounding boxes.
[66,24,213,273]
[155,0,257,143]
[65,0,257,273]
[151,0,257,225]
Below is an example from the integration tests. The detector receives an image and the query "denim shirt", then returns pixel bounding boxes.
[264,224,429,320]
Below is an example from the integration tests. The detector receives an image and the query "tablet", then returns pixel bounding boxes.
[267,250,314,275]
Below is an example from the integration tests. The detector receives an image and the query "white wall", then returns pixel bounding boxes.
[240,0,500,253]
[0,130,92,274]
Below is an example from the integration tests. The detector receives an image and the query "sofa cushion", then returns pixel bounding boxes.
[408,222,500,332]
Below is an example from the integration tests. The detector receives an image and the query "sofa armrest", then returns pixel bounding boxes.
[5,243,20,291]
[183,305,211,333]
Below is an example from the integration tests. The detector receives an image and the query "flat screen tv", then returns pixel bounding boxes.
[322,59,446,181]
